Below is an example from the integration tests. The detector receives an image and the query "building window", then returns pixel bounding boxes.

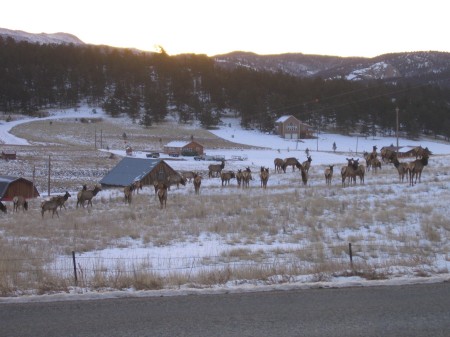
[286,122,297,131]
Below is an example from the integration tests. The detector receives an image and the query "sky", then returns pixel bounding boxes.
[1,0,448,57]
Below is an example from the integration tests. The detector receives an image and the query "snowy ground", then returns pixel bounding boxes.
[0,107,449,302]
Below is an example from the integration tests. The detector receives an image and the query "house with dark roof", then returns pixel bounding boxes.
[0,175,40,201]
[274,115,314,139]
[99,157,180,188]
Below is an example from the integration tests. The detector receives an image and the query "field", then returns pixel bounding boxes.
[0,107,449,298]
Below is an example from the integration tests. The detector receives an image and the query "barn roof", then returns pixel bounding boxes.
[99,157,162,187]
[275,115,294,123]
[165,141,190,148]
[0,175,39,199]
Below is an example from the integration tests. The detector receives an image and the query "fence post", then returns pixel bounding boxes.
[72,251,78,286]
[348,243,353,269]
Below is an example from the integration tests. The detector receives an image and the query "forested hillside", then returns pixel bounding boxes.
[1,36,450,139]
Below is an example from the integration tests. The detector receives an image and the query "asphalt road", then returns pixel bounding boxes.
[1,282,449,337]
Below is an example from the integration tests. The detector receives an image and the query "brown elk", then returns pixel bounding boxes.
[0,201,7,214]
[371,157,382,172]
[381,147,397,163]
[355,163,365,184]
[242,167,252,188]
[302,156,312,173]
[180,171,196,183]
[221,171,235,186]
[408,154,429,186]
[124,184,134,204]
[50,191,71,210]
[283,157,299,172]
[295,160,308,186]
[166,174,187,190]
[324,165,334,186]
[13,196,28,212]
[193,173,202,195]
[132,180,142,193]
[341,158,359,187]
[208,160,225,178]
[157,183,168,209]
[41,199,59,218]
[236,169,243,187]
[412,146,432,159]
[77,185,102,208]
[259,166,269,188]
[392,157,409,183]
[274,158,285,173]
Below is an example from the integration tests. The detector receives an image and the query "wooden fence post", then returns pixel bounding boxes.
[72,251,78,286]
[348,243,353,268]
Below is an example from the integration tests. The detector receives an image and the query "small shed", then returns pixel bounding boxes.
[163,141,204,156]
[99,157,180,188]
[274,115,314,139]
[1,150,17,160]
[0,176,40,201]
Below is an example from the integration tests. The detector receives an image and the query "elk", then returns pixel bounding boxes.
[371,157,382,172]
[295,160,308,186]
[193,173,202,195]
[302,156,312,173]
[408,154,429,186]
[392,157,409,183]
[157,183,168,209]
[259,166,269,188]
[124,184,134,204]
[242,167,252,188]
[341,158,359,187]
[132,180,142,193]
[324,165,334,186]
[180,171,196,183]
[274,158,285,173]
[13,196,28,212]
[381,147,397,163]
[208,160,225,178]
[0,201,6,214]
[283,157,299,172]
[166,174,187,189]
[41,199,59,218]
[412,146,432,159]
[236,169,243,187]
[50,191,71,210]
[355,163,365,184]
[220,170,235,186]
[77,185,102,208]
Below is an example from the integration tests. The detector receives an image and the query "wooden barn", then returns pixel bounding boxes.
[1,150,17,160]
[0,175,40,201]
[99,157,180,188]
[163,141,204,156]
[274,115,314,139]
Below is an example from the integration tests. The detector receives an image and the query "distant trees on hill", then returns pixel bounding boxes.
[1,36,450,139]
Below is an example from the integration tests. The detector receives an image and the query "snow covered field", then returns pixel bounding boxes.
[0,106,449,301]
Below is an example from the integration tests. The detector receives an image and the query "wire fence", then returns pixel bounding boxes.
[1,242,444,291]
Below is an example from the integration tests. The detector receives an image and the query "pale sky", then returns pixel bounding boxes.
[1,0,448,57]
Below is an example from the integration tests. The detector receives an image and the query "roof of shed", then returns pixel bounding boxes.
[99,157,161,187]
[0,175,36,199]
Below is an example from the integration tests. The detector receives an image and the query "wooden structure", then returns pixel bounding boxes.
[0,176,40,201]
[99,157,181,188]
[1,150,17,160]
[274,115,314,139]
[163,141,204,156]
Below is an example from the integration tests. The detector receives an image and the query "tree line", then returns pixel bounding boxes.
[1,36,450,140]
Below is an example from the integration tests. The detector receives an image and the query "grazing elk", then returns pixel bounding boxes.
[274,158,285,173]
[157,183,168,209]
[208,160,225,178]
[220,170,235,186]
[13,196,28,212]
[51,191,71,210]
[124,184,134,204]
[0,201,7,214]
[324,165,334,186]
[193,173,202,195]
[77,185,102,208]
[302,156,312,173]
[242,167,252,188]
[259,166,269,188]
[236,169,243,187]
[408,154,429,186]
[180,171,196,183]
[392,157,409,183]
[283,157,299,172]
[167,174,187,189]
[41,199,59,218]
[295,160,308,186]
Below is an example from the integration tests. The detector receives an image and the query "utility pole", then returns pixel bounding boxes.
[396,107,399,156]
